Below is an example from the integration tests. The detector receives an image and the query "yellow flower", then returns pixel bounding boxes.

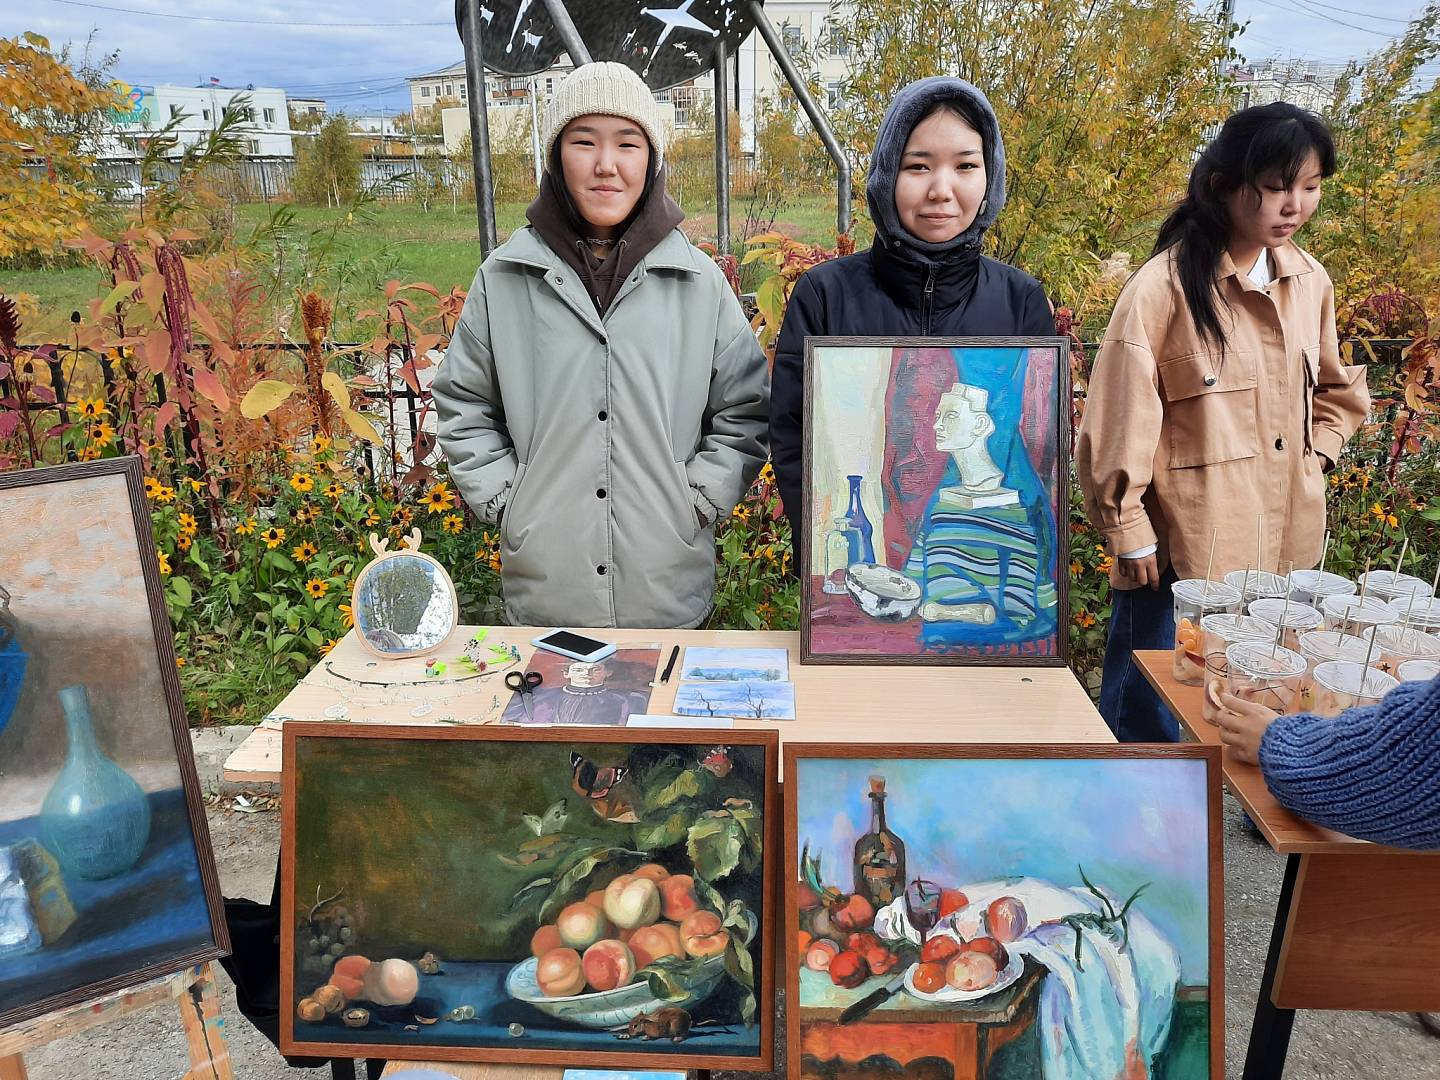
[391,506,414,526]
[156,550,171,575]
[1073,609,1097,628]
[423,483,456,513]
[1370,501,1385,520]
[1070,560,1084,577]
[339,602,354,628]
[293,541,319,563]
[144,477,163,499]
[1385,513,1398,528]
[78,446,102,461]
[306,578,329,598]
[763,544,776,561]
[313,435,332,454]
[442,513,464,534]
[261,526,286,549]
[760,461,775,480]
[188,478,203,493]
[290,473,315,493]
[235,517,256,536]
[85,421,115,446]
[488,552,502,572]
[77,398,108,418]
[176,533,192,552]
[731,505,751,524]
[324,481,344,499]
[156,484,176,503]
[295,503,320,525]
[178,512,198,535]
[320,638,339,655]
[175,656,186,668]
[1097,556,1114,574]
[364,510,381,526]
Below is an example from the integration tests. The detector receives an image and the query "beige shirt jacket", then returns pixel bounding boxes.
[1076,242,1370,591]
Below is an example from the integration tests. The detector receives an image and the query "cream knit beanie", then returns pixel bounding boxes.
[542,62,666,167]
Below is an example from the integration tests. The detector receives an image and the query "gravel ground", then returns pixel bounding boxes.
[17,729,1440,1079]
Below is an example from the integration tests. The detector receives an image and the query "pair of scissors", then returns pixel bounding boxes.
[505,670,543,722]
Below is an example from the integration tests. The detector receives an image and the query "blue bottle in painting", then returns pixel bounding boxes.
[0,586,24,737]
[40,685,151,880]
[845,474,876,564]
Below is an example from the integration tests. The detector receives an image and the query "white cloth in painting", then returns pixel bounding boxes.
[874,877,1183,1080]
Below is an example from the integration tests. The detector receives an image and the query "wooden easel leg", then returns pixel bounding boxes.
[0,1054,27,1080]
[178,964,233,1080]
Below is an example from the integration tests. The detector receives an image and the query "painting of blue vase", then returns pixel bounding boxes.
[0,458,226,1029]
[40,685,152,880]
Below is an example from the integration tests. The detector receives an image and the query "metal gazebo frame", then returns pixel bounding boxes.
[457,0,851,256]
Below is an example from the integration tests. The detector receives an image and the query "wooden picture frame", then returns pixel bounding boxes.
[0,457,229,1030]
[800,336,1071,666]
[350,529,460,661]
[281,723,779,1071]
[783,743,1224,1080]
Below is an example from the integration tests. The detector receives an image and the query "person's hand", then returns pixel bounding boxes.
[1214,690,1279,766]
[1118,552,1162,590]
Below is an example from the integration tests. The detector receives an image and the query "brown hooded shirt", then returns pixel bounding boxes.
[525,163,685,316]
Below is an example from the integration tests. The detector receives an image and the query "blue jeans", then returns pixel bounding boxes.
[1099,566,1181,742]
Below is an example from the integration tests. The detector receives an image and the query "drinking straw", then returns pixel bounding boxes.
[1432,557,1439,598]
[1320,531,1331,574]
[1257,512,1265,574]
[1347,558,1373,638]
[1273,563,1295,658]
[1360,614,1380,677]
[1395,536,1409,576]
[1203,528,1218,603]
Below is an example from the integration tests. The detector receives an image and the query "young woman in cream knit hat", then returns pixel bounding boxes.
[433,62,769,629]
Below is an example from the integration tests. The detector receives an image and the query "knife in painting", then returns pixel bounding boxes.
[838,962,915,1025]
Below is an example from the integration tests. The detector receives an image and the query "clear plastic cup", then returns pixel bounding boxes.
[1389,596,1440,635]
[1172,579,1242,685]
[1321,594,1399,636]
[1296,630,1370,712]
[1199,614,1279,724]
[1247,598,1324,652]
[1224,569,1289,604]
[1286,569,1356,608]
[1224,642,1307,716]
[1357,570,1434,607]
[1310,661,1399,717]
[1397,658,1440,682]
[1357,624,1440,676]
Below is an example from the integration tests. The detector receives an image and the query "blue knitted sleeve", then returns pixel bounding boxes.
[1258,676,1440,849]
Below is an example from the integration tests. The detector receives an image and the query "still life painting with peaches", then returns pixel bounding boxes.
[284,727,775,1069]
[787,748,1220,1080]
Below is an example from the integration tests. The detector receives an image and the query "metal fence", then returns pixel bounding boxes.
[22,158,445,203]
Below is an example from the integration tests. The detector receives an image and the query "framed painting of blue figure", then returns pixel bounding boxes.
[801,338,1070,664]
[0,458,228,1029]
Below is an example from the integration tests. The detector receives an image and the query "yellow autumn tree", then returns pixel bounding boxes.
[0,32,119,261]
[834,0,1234,303]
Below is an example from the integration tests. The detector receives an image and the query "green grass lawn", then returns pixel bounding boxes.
[1,193,861,343]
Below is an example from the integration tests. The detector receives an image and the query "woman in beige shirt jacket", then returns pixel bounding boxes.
[1077,102,1370,742]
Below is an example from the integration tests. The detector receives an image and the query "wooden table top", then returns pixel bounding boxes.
[1134,650,1428,856]
[223,626,1114,784]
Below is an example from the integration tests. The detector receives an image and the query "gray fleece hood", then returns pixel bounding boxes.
[866,77,1008,257]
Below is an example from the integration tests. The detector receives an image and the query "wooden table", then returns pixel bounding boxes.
[229,627,1111,1080]
[224,625,1112,785]
[1135,651,1440,1080]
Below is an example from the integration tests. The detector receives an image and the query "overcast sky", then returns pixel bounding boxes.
[8,0,1435,116]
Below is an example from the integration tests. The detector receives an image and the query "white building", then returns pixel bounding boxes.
[441,98,679,156]
[737,0,853,151]
[409,59,582,117]
[289,97,327,119]
[1231,60,1341,114]
[104,80,295,158]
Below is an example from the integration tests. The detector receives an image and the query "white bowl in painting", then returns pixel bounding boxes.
[845,563,922,620]
[505,954,726,1029]
[902,951,1025,1005]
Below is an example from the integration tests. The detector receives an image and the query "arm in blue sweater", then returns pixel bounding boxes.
[1258,676,1440,849]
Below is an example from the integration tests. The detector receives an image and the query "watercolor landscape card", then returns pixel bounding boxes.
[802,338,1069,665]
[678,647,788,683]
[0,459,227,1028]
[784,744,1222,1080]
[283,725,778,1070]
[671,681,796,721]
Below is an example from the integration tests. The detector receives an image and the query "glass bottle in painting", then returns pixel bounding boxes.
[823,517,860,594]
[40,684,152,880]
[853,774,906,907]
[845,474,876,564]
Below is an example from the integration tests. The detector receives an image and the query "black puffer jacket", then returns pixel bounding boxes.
[768,77,1053,530]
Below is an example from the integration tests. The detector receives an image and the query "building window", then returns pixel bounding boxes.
[263,107,276,124]
[829,26,849,57]
[444,82,453,96]
[459,84,466,99]
[781,23,803,54]
[202,108,211,121]
[826,82,842,110]
[421,85,430,98]
[248,139,260,154]
[169,104,181,119]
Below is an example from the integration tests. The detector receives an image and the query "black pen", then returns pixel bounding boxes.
[659,645,680,684]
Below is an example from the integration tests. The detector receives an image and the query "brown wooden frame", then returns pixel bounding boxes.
[782,742,1225,1080]
[0,456,230,1031]
[280,722,780,1070]
[800,336,1072,666]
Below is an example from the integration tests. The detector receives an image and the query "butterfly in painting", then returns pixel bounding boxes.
[570,752,639,823]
